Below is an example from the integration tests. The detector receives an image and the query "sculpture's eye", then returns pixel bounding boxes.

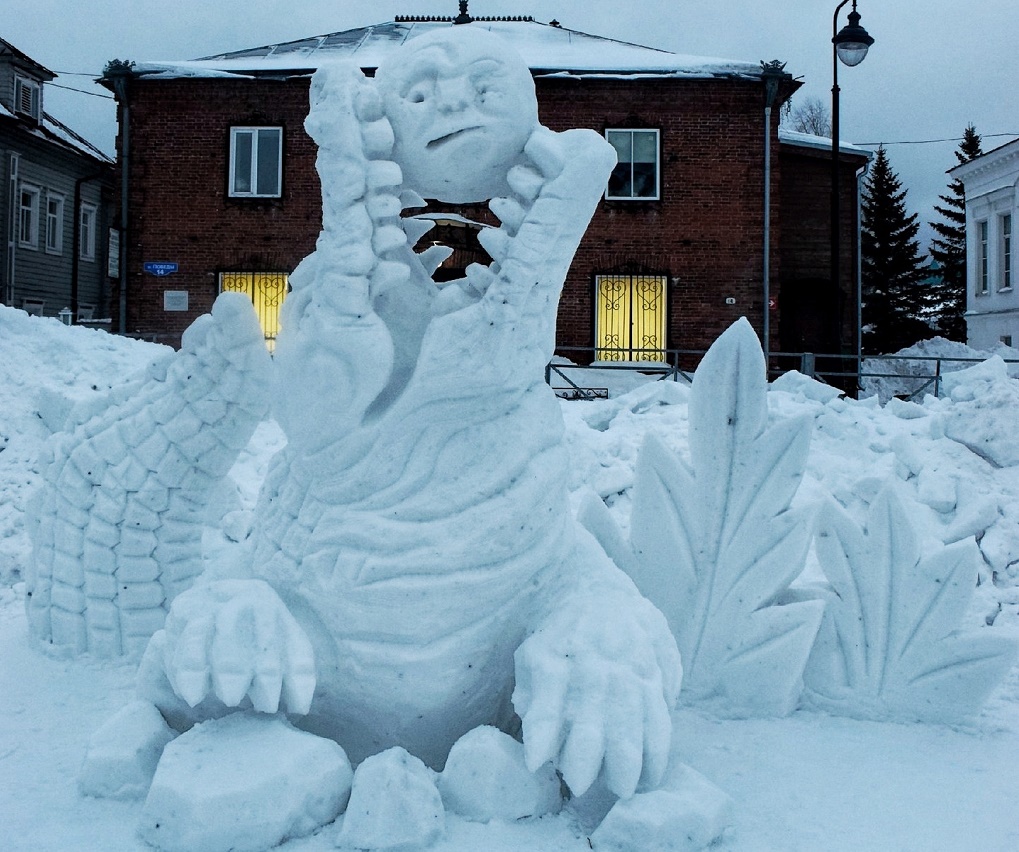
[405,82,429,104]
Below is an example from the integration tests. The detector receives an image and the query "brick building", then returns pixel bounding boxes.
[101,13,868,367]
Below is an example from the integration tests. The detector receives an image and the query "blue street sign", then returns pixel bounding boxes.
[143,262,179,276]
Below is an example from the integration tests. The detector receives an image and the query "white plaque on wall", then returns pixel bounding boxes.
[163,290,189,312]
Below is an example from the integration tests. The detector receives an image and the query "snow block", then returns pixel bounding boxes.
[79,700,176,800]
[591,764,732,852]
[139,712,351,852]
[339,747,444,850]
[437,726,561,822]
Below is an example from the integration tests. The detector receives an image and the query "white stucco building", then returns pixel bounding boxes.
[952,138,1019,349]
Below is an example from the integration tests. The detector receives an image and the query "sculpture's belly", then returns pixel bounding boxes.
[254,384,572,766]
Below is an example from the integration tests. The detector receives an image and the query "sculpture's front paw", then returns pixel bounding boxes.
[512,592,681,801]
[160,579,316,715]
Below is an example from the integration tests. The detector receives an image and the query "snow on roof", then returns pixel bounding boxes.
[137,19,765,81]
[779,127,871,158]
[0,101,14,120]
[41,113,113,164]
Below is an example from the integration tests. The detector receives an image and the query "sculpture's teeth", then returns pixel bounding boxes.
[401,216,436,247]
[419,245,454,276]
[400,189,428,211]
[490,197,526,232]
[477,227,510,263]
[465,262,497,294]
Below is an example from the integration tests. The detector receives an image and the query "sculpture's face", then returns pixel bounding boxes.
[376,29,538,203]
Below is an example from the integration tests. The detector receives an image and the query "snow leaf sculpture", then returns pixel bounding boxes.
[613,318,823,716]
[805,487,1018,722]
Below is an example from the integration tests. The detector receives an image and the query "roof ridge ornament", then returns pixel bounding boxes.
[454,1,474,25]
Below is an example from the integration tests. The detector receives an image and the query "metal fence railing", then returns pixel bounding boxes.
[546,346,1019,402]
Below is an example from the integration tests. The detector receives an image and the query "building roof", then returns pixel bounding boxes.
[132,18,768,81]
[949,136,1019,181]
[778,127,872,159]
[0,36,56,80]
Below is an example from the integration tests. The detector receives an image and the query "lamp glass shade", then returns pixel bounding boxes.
[836,41,871,66]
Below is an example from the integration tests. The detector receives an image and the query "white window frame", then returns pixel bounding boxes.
[79,202,97,262]
[228,126,283,198]
[977,220,989,295]
[18,184,41,249]
[45,192,64,255]
[605,128,661,201]
[1000,213,1012,292]
[14,76,41,121]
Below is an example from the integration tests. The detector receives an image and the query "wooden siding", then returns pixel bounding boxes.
[0,125,111,318]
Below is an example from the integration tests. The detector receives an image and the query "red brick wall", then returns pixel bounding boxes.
[778,144,869,354]
[117,73,840,359]
[536,76,782,356]
[117,77,319,342]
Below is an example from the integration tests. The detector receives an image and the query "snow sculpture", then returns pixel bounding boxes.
[805,487,1018,722]
[138,25,683,816]
[582,318,824,716]
[25,293,271,656]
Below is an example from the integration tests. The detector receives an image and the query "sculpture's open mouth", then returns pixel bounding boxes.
[427,126,484,150]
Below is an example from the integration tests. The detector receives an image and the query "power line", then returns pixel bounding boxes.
[47,82,114,100]
[857,133,1019,147]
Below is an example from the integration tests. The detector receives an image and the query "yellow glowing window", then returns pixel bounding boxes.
[219,272,289,351]
[595,274,667,362]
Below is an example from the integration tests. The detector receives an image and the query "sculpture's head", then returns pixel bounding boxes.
[375,27,539,203]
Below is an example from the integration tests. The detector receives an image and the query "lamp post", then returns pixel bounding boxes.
[831,1,873,367]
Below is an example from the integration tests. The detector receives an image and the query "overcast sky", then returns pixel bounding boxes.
[8,0,1017,249]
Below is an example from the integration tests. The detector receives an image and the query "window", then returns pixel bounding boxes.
[14,77,41,120]
[18,185,40,248]
[594,274,668,361]
[605,129,660,200]
[219,272,289,351]
[1001,335,1013,347]
[79,203,97,261]
[977,220,989,294]
[45,193,64,254]
[229,127,283,198]
[1001,214,1012,291]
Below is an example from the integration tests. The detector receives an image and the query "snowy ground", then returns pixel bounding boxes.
[2,307,1018,851]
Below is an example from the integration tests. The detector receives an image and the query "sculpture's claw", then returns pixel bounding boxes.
[560,698,607,797]
[161,580,317,717]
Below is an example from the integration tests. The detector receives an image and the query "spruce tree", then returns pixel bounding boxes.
[861,147,931,354]
[928,125,982,340]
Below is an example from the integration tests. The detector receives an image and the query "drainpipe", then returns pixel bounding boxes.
[71,170,106,323]
[104,60,133,335]
[4,153,17,307]
[760,61,787,371]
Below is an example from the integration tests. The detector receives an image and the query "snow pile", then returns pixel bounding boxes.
[2,308,1019,849]
[0,306,161,585]
[861,335,1019,402]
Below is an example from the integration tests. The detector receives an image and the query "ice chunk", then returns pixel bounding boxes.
[79,699,175,799]
[338,747,444,850]
[438,726,561,822]
[139,713,351,852]
[591,763,732,852]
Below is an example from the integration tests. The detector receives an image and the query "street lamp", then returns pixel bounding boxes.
[831,1,873,372]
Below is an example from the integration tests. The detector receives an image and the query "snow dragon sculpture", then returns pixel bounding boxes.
[133,27,682,806]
